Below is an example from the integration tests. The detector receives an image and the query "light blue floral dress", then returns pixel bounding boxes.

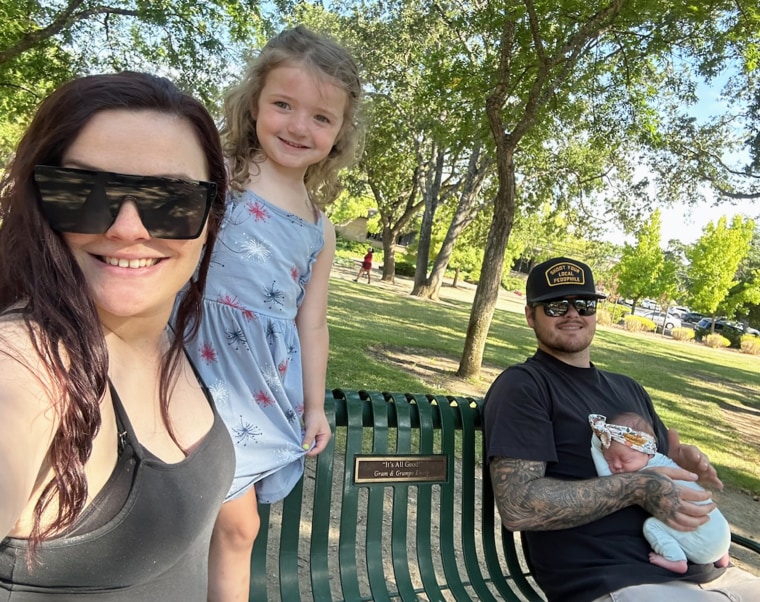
[187,188,324,503]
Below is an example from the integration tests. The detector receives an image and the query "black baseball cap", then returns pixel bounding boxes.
[526,257,607,303]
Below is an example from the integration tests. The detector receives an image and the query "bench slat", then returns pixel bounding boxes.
[414,395,448,600]
[308,399,335,600]
[388,397,420,600]
[278,478,304,600]
[337,391,366,601]
[480,453,538,601]
[249,503,271,600]
[456,396,504,602]
[437,396,475,600]
[365,393,393,601]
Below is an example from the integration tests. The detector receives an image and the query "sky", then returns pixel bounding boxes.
[604,195,758,248]
[659,198,757,246]
[604,74,758,249]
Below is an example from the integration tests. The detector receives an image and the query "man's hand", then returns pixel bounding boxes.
[667,429,723,490]
[641,466,715,531]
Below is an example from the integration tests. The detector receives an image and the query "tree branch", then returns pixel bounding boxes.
[0,2,141,65]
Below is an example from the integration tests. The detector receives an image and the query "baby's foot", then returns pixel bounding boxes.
[714,553,730,568]
[648,552,688,574]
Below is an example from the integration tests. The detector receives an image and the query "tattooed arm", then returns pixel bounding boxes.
[490,456,715,532]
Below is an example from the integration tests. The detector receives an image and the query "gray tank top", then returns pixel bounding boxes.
[0,380,234,601]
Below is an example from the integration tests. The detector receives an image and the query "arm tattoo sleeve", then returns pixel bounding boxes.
[489,456,675,531]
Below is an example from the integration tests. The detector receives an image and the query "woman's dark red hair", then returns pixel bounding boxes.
[0,71,227,558]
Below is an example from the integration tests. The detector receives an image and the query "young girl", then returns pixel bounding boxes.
[353,247,374,283]
[186,25,363,600]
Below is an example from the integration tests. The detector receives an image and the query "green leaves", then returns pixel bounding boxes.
[0,1,268,157]
[686,215,756,315]
[614,209,679,308]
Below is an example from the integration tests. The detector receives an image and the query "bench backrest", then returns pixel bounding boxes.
[250,389,545,601]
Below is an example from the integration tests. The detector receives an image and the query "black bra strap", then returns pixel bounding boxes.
[107,379,143,460]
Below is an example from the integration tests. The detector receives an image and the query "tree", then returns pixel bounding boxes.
[359,93,423,282]
[715,223,760,322]
[739,223,760,326]
[449,0,760,378]
[686,215,756,326]
[290,0,757,373]
[614,210,669,313]
[296,1,502,288]
[750,87,760,173]
[411,142,494,299]
[325,189,377,231]
[0,1,266,157]
[737,226,760,327]
[458,0,646,378]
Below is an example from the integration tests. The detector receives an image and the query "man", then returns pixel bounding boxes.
[483,256,759,602]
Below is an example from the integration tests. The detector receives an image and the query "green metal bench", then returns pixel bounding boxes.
[250,389,760,601]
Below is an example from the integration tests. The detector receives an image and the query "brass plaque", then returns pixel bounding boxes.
[353,454,448,485]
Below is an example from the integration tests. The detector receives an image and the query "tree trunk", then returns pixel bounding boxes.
[457,148,516,379]
[381,227,397,283]
[456,1,631,378]
[413,149,444,286]
[411,144,490,300]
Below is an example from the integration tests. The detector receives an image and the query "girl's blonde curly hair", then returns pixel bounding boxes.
[221,25,363,207]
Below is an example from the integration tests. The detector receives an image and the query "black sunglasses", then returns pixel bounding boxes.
[534,298,598,317]
[34,165,216,240]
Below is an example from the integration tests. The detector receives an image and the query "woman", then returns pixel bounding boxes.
[0,72,234,600]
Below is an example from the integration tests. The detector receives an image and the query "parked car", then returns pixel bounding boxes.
[637,310,681,332]
[680,312,704,326]
[693,318,759,347]
[641,298,659,310]
[668,306,690,319]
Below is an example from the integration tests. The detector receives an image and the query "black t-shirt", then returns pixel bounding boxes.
[483,349,722,602]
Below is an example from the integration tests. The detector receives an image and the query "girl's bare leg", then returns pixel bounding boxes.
[208,486,260,601]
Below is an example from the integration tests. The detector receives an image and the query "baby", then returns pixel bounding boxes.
[589,412,731,574]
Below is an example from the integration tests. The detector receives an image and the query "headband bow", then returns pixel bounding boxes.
[588,414,657,455]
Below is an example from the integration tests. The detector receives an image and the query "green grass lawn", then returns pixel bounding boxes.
[326,278,760,494]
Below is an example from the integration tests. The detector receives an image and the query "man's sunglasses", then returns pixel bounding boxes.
[33,165,216,240]
[534,298,598,317]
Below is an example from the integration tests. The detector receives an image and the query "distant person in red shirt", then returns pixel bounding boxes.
[354,248,374,283]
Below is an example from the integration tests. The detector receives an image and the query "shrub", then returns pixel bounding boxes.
[464,264,482,284]
[335,235,376,255]
[596,308,612,326]
[720,328,743,348]
[623,315,656,333]
[694,322,743,348]
[740,336,760,355]
[605,303,631,323]
[704,333,731,348]
[671,327,695,342]
[501,275,526,295]
[394,261,416,277]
